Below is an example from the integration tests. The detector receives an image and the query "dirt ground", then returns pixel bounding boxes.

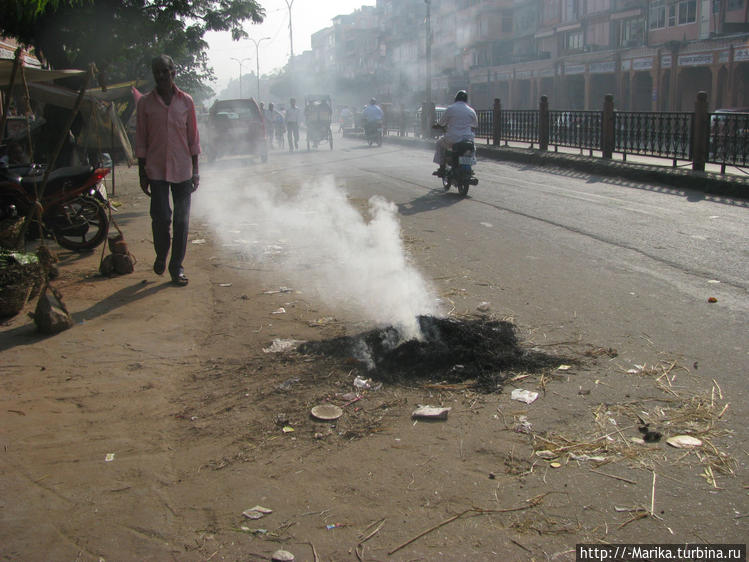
[1,164,746,561]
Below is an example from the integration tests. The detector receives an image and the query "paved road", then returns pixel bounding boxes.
[201,136,748,413]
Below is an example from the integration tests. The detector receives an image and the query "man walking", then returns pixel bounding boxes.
[136,54,200,286]
[285,97,300,151]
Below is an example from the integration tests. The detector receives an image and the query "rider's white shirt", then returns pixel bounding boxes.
[439,101,478,143]
[362,104,384,122]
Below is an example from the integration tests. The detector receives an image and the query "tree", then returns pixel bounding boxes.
[0,0,265,98]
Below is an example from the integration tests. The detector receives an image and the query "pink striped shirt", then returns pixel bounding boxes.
[135,86,200,183]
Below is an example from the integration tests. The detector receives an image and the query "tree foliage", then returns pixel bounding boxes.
[0,0,265,100]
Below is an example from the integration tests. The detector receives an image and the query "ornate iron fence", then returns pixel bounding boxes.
[549,110,602,151]
[371,100,749,173]
[707,111,749,170]
[615,112,693,161]
[499,110,538,145]
[476,109,493,141]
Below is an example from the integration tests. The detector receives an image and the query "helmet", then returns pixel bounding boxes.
[370,98,377,105]
[454,90,468,102]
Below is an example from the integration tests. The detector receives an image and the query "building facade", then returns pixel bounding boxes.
[308,0,749,111]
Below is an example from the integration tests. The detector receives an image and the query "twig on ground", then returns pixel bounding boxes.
[590,469,637,485]
[510,538,532,553]
[387,494,548,555]
[650,471,657,516]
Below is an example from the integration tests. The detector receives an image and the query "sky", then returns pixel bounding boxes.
[205,0,376,94]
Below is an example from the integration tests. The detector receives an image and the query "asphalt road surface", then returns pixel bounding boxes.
[202,135,748,413]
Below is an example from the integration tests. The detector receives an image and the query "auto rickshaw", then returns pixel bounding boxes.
[304,94,333,151]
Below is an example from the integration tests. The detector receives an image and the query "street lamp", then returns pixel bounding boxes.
[423,0,433,137]
[230,57,251,98]
[248,37,271,99]
[285,0,295,93]
[285,0,295,60]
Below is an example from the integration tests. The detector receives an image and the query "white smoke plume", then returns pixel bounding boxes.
[195,173,441,339]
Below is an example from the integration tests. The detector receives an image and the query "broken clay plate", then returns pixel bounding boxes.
[666,435,703,449]
[311,404,343,421]
[411,406,451,420]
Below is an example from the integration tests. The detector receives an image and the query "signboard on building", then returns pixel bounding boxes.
[622,59,632,71]
[735,47,749,61]
[632,57,653,71]
[590,61,616,74]
[516,70,533,79]
[538,67,555,77]
[719,51,730,63]
[661,55,672,68]
[565,63,585,75]
[678,53,713,67]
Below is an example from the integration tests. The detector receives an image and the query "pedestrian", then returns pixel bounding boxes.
[136,54,200,287]
[285,97,300,151]
[266,103,276,148]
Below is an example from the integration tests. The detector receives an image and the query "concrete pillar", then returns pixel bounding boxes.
[539,95,549,151]
[692,91,709,171]
[602,94,615,159]
[492,98,501,146]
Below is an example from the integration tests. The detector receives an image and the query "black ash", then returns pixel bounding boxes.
[298,316,561,392]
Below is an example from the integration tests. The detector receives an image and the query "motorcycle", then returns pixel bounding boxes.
[0,163,111,251]
[364,120,383,147]
[433,125,479,196]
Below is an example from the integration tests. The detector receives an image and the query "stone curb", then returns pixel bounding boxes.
[347,132,749,200]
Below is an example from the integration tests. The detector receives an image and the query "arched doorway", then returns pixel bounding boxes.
[565,75,585,109]
[676,67,711,110]
[733,62,749,107]
[590,74,617,110]
[632,72,653,111]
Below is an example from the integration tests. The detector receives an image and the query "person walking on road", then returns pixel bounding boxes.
[285,97,300,151]
[136,54,200,287]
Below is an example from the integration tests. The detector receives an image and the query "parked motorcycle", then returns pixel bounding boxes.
[439,139,479,196]
[0,163,110,251]
[364,121,383,147]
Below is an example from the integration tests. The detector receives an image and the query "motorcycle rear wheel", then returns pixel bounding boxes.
[50,196,108,251]
[442,173,451,191]
[457,181,469,196]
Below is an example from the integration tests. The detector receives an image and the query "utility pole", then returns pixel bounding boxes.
[230,57,251,98]
[285,0,295,95]
[425,0,432,108]
[249,37,271,99]
[423,0,433,137]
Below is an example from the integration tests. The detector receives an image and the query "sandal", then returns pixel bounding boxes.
[171,272,189,286]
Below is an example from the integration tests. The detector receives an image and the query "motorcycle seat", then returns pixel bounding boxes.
[21,165,94,193]
[449,140,475,155]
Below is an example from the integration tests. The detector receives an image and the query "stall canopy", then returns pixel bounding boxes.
[27,82,134,162]
[0,60,86,86]
[1,61,134,162]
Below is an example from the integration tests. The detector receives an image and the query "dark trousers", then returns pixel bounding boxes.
[149,179,192,277]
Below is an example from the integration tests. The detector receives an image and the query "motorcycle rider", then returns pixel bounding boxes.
[432,90,478,177]
[361,98,384,140]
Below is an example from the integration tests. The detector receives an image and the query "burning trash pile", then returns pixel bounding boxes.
[299,316,561,392]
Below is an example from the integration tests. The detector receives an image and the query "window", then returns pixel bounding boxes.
[620,18,643,45]
[678,0,696,23]
[502,11,513,32]
[566,30,583,49]
[727,0,743,9]
[668,4,677,25]
[649,0,666,28]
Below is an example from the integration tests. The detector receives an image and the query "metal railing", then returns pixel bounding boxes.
[615,111,693,163]
[707,111,749,170]
[367,92,748,174]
